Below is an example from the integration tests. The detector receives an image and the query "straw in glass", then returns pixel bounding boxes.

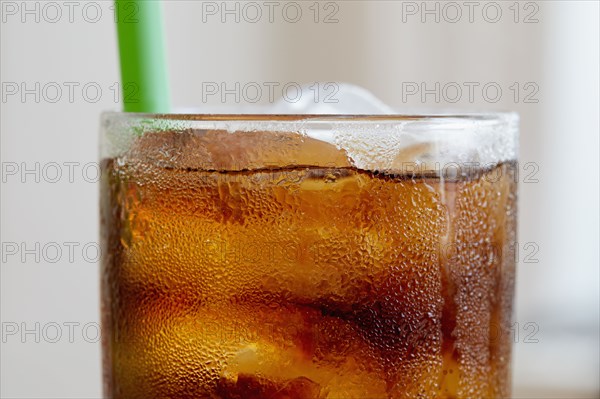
[115,0,170,113]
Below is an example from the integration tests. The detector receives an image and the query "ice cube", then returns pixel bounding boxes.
[269,83,396,115]
[125,129,352,171]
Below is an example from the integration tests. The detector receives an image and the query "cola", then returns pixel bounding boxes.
[100,123,517,399]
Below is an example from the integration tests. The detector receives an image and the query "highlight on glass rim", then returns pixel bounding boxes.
[3,0,599,398]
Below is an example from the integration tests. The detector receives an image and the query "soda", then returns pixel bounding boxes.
[101,125,517,399]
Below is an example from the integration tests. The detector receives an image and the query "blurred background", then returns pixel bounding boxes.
[1,1,598,397]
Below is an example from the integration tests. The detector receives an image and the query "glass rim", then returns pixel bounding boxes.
[100,111,519,168]
[101,111,518,123]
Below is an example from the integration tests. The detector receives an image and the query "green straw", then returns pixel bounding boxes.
[115,0,170,113]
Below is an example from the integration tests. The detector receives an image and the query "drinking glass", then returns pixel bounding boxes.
[100,113,518,399]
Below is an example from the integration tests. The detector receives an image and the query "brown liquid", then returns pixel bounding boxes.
[101,157,517,399]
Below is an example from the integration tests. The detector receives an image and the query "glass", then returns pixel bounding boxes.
[100,113,518,399]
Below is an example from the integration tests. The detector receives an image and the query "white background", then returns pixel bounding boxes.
[1,1,599,397]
